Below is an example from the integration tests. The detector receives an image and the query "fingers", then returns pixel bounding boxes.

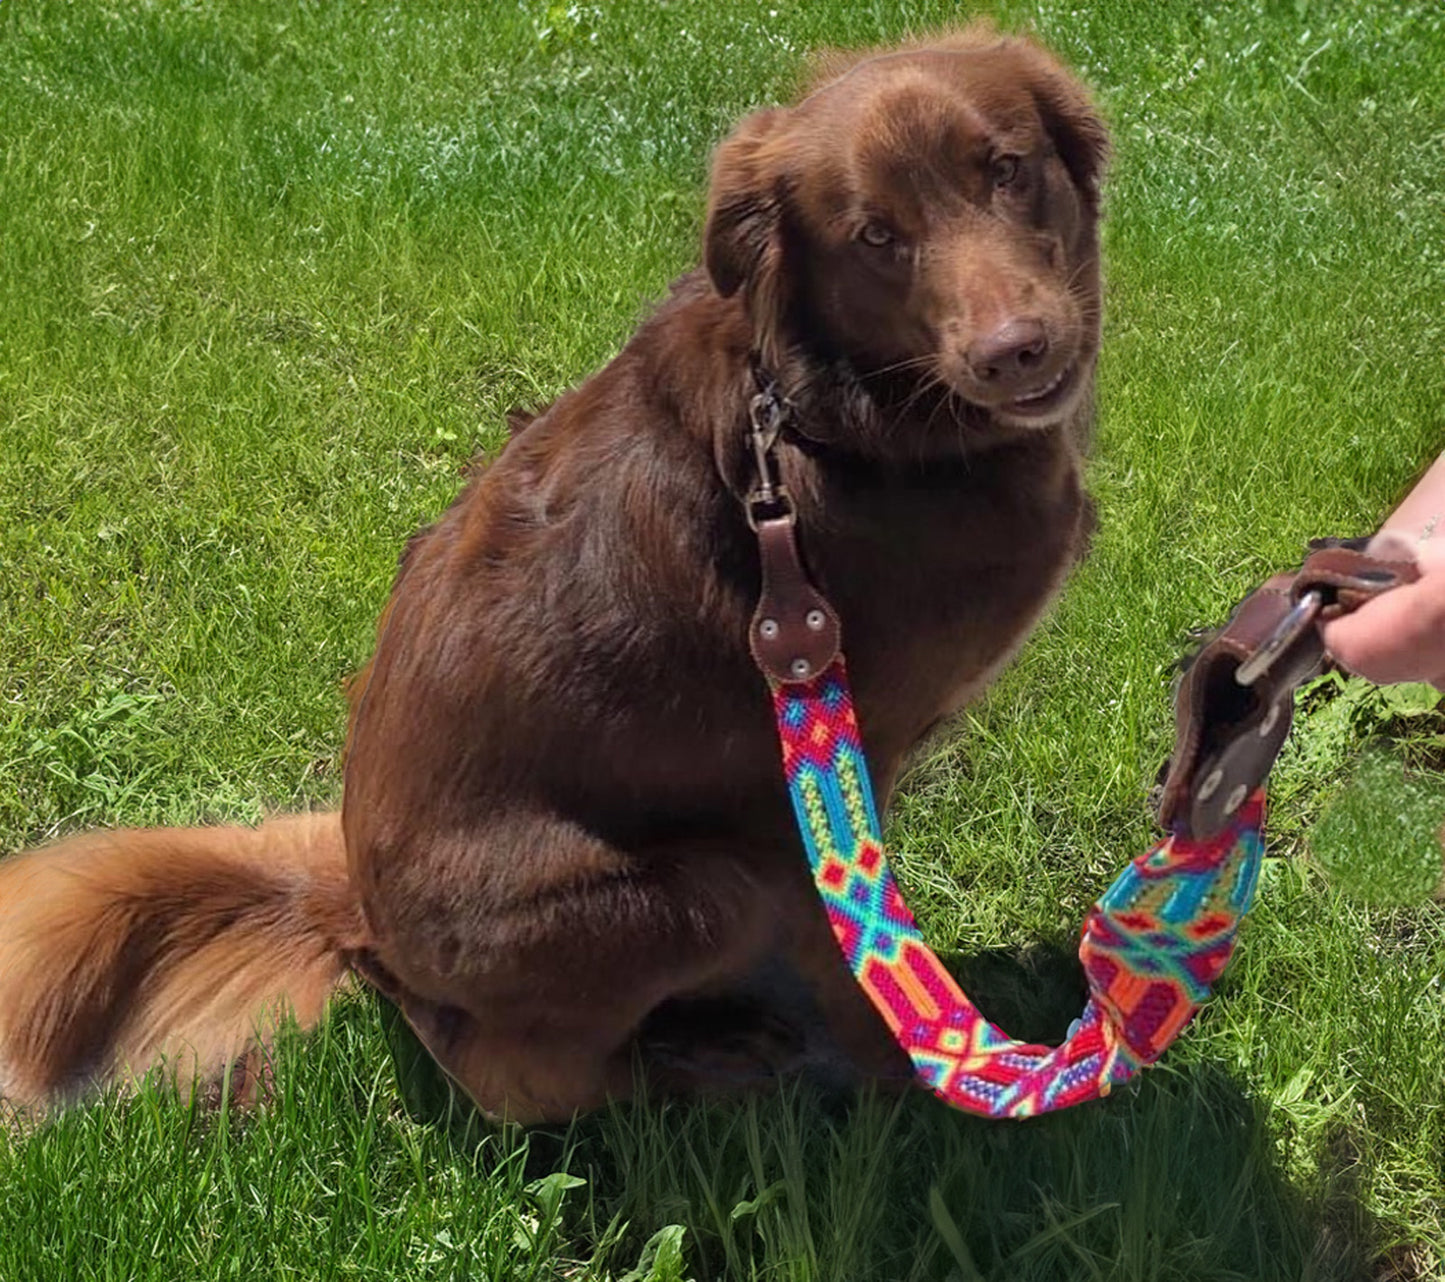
[1321,569,1445,690]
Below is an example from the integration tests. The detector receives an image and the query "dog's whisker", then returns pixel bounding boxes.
[862,354,938,380]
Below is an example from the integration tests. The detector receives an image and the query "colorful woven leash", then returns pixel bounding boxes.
[738,368,1418,1120]
[770,659,1263,1119]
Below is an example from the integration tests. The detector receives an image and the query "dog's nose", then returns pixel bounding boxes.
[967,319,1049,383]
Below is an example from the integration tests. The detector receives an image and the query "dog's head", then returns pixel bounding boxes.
[705,27,1107,449]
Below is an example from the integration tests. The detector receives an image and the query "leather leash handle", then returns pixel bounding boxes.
[1156,544,1421,839]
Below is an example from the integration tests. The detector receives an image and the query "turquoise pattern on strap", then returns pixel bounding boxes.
[772,659,1265,1119]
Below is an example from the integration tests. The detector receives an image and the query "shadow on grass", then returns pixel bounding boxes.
[380,948,1396,1282]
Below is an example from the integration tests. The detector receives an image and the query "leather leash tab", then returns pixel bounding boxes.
[749,507,841,684]
[1156,545,1419,839]
[741,365,841,685]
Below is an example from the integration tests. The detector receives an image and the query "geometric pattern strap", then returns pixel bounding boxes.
[773,659,1265,1120]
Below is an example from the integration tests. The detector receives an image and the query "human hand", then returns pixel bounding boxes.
[1321,526,1445,691]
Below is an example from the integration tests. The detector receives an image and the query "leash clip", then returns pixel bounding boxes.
[744,373,798,531]
[1234,589,1324,687]
[745,384,790,506]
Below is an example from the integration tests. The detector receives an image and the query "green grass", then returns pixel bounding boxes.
[2,0,1444,1277]
[1311,733,1445,907]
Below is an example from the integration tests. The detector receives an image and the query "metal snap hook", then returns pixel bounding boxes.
[1235,589,1323,687]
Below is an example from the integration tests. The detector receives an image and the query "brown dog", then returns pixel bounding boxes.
[0,26,1106,1122]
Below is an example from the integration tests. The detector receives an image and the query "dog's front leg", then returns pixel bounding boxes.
[350,820,785,1125]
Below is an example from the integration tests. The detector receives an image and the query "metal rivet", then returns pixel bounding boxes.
[1224,784,1249,815]
[790,658,811,679]
[1197,768,1224,802]
[1258,703,1280,737]
[805,609,827,632]
[759,618,780,641]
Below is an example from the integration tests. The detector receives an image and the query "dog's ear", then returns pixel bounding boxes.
[1024,55,1109,206]
[704,108,789,304]
[705,108,794,365]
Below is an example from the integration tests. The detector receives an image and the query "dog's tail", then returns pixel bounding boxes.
[0,813,362,1108]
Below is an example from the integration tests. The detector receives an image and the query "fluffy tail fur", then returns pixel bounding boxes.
[0,813,362,1109]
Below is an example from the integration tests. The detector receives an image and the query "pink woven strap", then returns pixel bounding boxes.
[774,660,1263,1119]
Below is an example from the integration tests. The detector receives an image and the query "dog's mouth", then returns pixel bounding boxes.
[996,361,1080,422]
[936,353,1089,431]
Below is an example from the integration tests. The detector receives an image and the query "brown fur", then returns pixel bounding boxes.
[0,26,1107,1122]
[0,815,358,1105]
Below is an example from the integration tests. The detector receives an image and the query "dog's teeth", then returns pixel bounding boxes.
[1014,368,1068,404]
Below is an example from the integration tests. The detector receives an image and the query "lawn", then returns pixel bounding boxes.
[2,0,1443,1278]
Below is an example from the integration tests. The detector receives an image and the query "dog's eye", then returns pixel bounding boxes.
[857,221,895,248]
[991,154,1021,188]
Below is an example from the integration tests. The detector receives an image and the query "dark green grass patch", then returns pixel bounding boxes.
[2,0,1443,1277]
[1311,735,1445,908]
